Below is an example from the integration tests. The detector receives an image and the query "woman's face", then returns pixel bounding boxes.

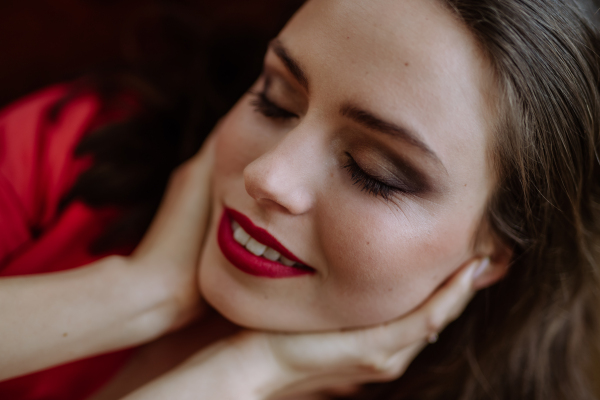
[199,0,496,331]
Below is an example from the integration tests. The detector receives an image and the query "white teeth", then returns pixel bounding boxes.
[246,238,267,256]
[233,225,251,246]
[280,256,296,266]
[263,247,281,261]
[231,221,303,267]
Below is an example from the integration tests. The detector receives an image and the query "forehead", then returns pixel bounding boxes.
[277,0,495,190]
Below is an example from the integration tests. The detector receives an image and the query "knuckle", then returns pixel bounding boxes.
[425,312,443,334]
[360,354,389,374]
[103,254,128,267]
[447,307,462,323]
[360,355,406,381]
[379,362,408,381]
[171,160,192,180]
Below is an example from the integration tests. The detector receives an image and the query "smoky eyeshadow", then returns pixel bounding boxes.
[261,70,307,113]
[350,142,436,196]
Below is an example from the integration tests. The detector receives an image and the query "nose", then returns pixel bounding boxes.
[243,128,322,215]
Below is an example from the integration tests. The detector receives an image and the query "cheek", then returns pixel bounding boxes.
[317,195,476,324]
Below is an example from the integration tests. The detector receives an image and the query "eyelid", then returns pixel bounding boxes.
[343,153,407,200]
[260,68,308,111]
[344,148,434,199]
[354,137,435,190]
[249,75,299,120]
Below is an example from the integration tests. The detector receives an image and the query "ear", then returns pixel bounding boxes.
[471,234,512,291]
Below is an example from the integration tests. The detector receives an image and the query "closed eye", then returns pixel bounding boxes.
[249,77,299,120]
[342,153,399,200]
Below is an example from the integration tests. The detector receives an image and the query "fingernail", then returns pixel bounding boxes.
[472,257,491,281]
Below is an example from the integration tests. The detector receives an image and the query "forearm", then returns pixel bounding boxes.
[0,256,183,381]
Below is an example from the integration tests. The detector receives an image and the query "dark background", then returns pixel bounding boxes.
[0,0,304,109]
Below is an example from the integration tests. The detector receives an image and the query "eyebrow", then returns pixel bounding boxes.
[340,104,443,166]
[269,40,443,168]
[270,39,309,91]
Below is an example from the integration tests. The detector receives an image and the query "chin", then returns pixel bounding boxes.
[198,248,314,332]
[199,279,309,332]
[205,296,277,331]
[197,220,331,332]
[198,259,348,333]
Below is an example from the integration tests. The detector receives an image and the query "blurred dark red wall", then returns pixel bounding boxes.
[0,0,303,108]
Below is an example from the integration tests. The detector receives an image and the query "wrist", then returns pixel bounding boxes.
[181,334,274,400]
[122,335,267,400]
[193,333,290,399]
[99,255,199,344]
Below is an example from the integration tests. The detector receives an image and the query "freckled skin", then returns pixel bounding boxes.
[198,0,496,332]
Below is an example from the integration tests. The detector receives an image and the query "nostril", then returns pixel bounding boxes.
[256,198,293,214]
[243,161,273,202]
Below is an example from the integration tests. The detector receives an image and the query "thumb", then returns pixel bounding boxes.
[133,135,216,265]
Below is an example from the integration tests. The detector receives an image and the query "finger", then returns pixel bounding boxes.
[373,341,426,380]
[333,341,425,381]
[276,343,425,397]
[134,135,216,264]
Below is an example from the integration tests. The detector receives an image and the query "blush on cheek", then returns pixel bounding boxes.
[317,205,473,326]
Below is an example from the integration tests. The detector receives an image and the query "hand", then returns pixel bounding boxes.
[125,135,217,332]
[0,137,217,381]
[0,135,214,380]
[248,258,482,399]
[123,258,482,400]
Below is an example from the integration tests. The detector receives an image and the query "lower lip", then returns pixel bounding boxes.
[217,210,315,278]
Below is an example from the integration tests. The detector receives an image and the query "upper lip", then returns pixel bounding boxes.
[226,208,312,268]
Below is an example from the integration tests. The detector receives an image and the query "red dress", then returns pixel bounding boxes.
[0,85,136,399]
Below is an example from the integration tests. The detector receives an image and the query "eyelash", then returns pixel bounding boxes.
[250,84,401,201]
[250,89,298,120]
[342,153,400,201]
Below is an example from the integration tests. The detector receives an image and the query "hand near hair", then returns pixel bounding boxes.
[122,258,482,400]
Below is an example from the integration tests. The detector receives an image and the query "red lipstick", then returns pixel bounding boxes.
[217,208,315,278]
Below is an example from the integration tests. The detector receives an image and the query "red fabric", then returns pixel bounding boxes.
[0,85,135,399]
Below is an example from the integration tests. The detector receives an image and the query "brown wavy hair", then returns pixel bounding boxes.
[58,0,600,399]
